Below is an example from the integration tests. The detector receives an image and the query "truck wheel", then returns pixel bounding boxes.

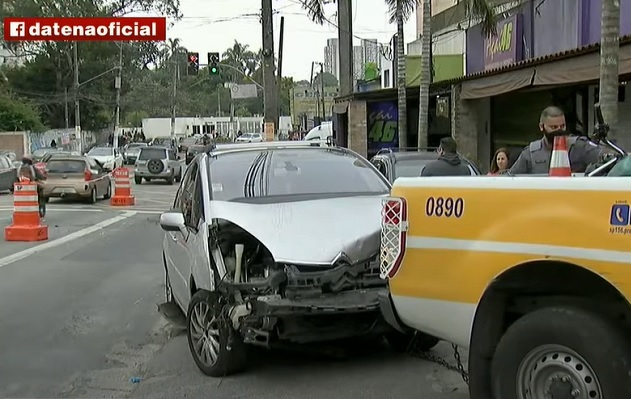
[491,306,631,399]
[186,290,247,377]
[385,330,439,353]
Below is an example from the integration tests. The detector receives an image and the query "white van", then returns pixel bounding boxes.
[303,122,333,141]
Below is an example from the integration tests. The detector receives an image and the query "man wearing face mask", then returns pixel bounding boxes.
[509,106,603,174]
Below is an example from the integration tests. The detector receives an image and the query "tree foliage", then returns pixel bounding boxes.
[0,0,293,131]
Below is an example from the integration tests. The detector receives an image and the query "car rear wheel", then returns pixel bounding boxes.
[87,188,97,204]
[134,176,142,185]
[186,290,247,377]
[175,171,182,183]
[103,182,112,199]
[491,306,631,399]
[166,175,174,185]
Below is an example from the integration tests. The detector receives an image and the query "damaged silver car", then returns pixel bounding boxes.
[158,141,393,377]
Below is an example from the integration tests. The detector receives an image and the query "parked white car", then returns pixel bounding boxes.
[235,133,263,143]
[86,147,124,171]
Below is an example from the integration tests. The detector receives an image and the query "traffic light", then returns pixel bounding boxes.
[208,52,220,75]
[187,52,199,76]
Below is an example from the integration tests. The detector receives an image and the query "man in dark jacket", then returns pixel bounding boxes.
[421,137,471,177]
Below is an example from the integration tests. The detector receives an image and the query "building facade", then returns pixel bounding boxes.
[452,0,631,169]
[323,38,339,80]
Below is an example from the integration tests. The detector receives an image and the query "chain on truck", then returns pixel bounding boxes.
[377,105,631,399]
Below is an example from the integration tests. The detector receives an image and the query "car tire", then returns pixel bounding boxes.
[88,188,97,204]
[103,182,112,199]
[385,330,439,353]
[491,306,631,399]
[166,175,174,185]
[134,176,142,185]
[163,252,174,303]
[186,290,247,377]
[175,171,182,183]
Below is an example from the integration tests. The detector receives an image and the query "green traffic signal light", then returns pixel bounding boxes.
[211,67,217,74]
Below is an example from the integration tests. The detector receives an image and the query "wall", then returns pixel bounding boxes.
[291,85,340,124]
[466,3,533,74]
[532,0,581,57]
[348,100,368,157]
[406,54,464,86]
[381,52,394,88]
[583,0,631,45]
[416,0,457,39]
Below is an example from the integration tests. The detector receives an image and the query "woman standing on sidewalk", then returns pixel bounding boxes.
[488,148,510,175]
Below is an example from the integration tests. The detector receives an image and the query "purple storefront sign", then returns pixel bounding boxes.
[483,14,524,70]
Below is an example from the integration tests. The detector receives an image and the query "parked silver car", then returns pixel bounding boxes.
[158,141,394,377]
[0,155,16,192]
[134,146,182,185]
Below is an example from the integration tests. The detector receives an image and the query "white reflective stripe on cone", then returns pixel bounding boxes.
[13,195,39,202]
[14,206,40,212]
[14,185,37,192]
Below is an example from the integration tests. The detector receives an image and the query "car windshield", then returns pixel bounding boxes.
[33,148,55,157]
[0,156,11,169]
[153,138,172,146]
[128,143,147,148]
[189,146,206,154]
[209,148,390,202]
[139,148,167,160]
[240,134,253,138]
[46,160,85,173]
[393,159,435,178]
[88,148,113,156]
[43,152,72,162]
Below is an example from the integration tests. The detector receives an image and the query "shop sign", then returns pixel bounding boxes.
[484,14,523,70]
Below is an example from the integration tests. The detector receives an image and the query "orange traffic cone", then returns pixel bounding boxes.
[110,167,135,206]
[4,181,48,241]
[549,135,572,177]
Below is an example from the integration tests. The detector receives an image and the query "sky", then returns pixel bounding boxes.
[166,0,417,81]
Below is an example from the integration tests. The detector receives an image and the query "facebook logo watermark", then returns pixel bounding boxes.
[9,22,25,37]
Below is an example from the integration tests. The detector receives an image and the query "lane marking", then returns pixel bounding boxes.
[407,236,631,265]
[0,207,103,213]
[0,210,138,268]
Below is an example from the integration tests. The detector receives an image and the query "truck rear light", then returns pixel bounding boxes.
[380,197,408,279]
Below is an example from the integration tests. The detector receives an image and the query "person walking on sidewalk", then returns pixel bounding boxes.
[421,137,471,177]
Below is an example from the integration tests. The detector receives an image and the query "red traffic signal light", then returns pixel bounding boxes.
[187,52,199,75]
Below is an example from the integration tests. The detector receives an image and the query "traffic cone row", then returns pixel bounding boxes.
[549,135,572,177]
[4,180,48,242]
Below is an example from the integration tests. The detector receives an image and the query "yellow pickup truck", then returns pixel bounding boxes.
[378,176,631,399]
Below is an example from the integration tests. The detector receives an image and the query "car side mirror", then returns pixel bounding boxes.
[159,211,185,232]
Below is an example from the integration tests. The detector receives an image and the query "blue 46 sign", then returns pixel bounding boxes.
[368,121,397,142]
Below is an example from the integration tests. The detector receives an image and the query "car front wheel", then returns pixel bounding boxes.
[491,306,631,398]
[186,290,247,377]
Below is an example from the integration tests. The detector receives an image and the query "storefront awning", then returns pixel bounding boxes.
[460,68,535,99]
[332,101,349,114]
[533,44,631,86]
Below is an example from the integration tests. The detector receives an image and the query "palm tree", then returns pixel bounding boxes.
[222,40,258,82]
[599,0,620,141]
[416,0,496,148]
[384,0,416,148]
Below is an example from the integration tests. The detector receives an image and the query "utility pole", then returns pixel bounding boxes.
[337,0,353,96]
[319,62,326,120]
[217,88,222,117]
[113,43,123,149]
[170,61,178,140]
[73,42,81,153]
[64,88,69,129]
[277,16,285,119]
[261,0,278,134]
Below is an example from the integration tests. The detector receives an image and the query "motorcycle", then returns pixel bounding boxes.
[586,103,629,176]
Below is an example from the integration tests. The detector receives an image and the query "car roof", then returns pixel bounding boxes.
[46,156,87,162]
[210,140,334,156]
[141,146,169,150]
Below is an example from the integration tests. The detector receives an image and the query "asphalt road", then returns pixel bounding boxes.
[0,172,471,399]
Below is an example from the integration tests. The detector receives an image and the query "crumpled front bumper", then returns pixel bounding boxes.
[252,287,384,317]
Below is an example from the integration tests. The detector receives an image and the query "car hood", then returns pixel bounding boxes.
[90,155,114,163]
[208,196,385,265]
